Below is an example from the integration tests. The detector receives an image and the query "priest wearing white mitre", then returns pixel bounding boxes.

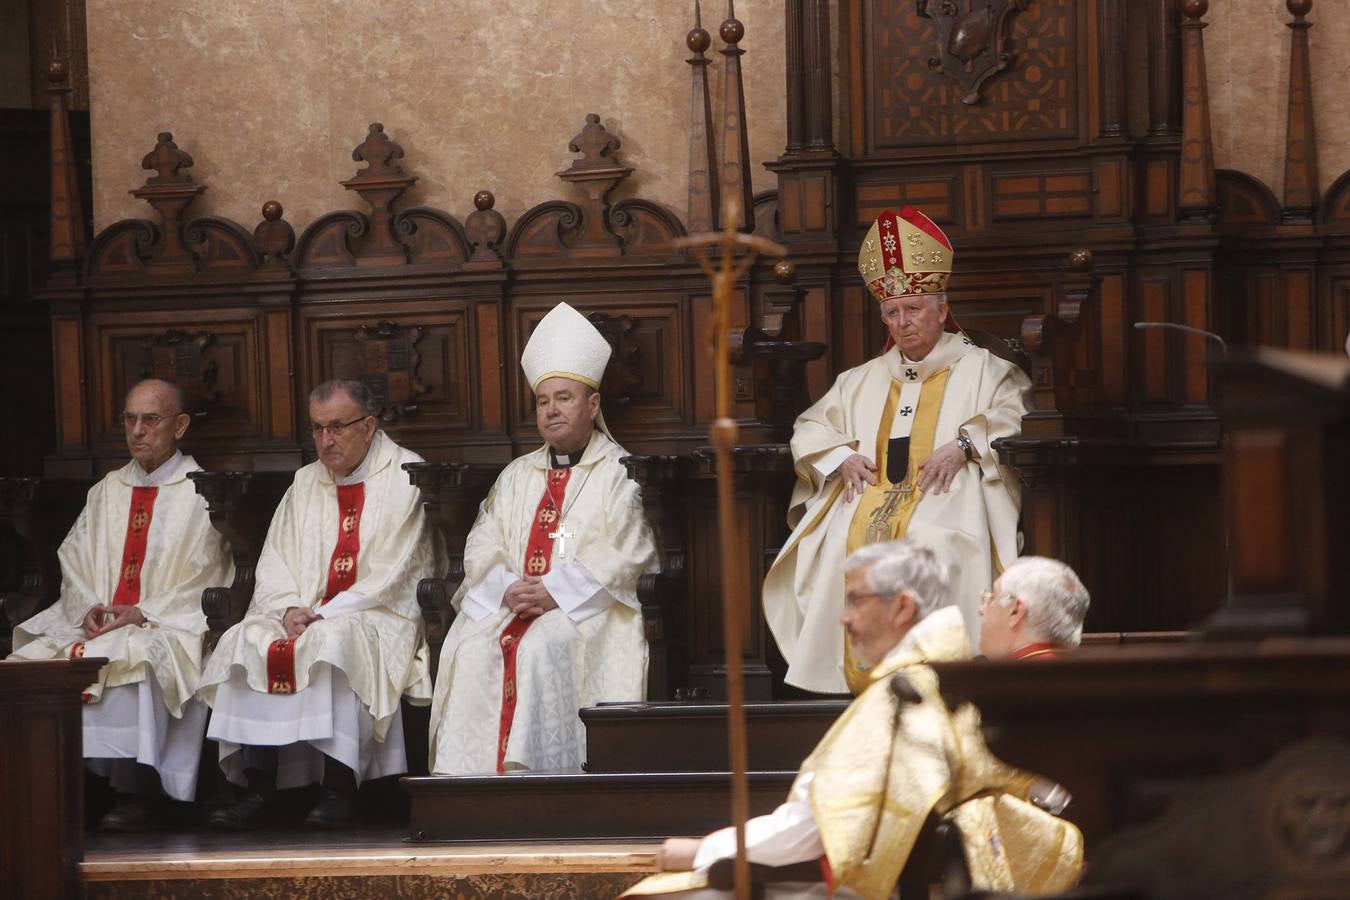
[200,379,437,829]
[9,378,232,830]
[428,302,658,775]
[762,207,1032,694]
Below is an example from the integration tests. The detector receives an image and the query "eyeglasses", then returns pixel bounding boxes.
[980,590,1016,611]
[309,415,372,438]
[121,411,182,429]
[844,591,890,610]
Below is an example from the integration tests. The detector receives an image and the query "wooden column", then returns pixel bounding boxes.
[45,47,85,283]
[1281,0,1319,224]
[0,658,108,900]
[1177,0,1217,222]
[1147,0,1181,137]
[1097,0,1129,139]
[782,0,806,154]
[801,0,834,153]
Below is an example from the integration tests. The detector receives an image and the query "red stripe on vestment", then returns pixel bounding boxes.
[496,466,571,772]
[267,482,367,694]
[111,486,158,607]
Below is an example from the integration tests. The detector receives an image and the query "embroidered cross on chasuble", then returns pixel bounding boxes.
[266,483,366,694]
[496,466,572,772]
[71,486,159,663]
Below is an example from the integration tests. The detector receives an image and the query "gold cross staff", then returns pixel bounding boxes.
[673,197,786,900]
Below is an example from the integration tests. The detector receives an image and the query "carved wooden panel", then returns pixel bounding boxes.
[854,175,957,227]
[866,0,1079,153]
[990,169,1092,220]
[95,316,262,452]
[303,304,471,441]
[513,297,687,436]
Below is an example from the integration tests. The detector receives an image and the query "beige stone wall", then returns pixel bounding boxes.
[87,1,786,233]
[1207,1,1350,200]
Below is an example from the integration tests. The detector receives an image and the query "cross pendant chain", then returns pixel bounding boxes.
[548,524,575,560]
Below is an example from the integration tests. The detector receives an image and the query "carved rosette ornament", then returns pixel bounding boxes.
[917,0,1031,106]
[354,321,430,422]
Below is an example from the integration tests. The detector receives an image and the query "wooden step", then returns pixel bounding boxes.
[581,700,847,773]
[403,770,797,842]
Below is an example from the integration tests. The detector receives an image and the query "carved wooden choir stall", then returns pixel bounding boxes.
[3,1,1350,897]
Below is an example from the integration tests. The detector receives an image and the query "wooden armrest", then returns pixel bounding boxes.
[705,856,824,891]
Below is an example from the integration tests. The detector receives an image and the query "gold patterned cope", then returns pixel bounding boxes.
[857,207,954,303]
[802,610,1082,899]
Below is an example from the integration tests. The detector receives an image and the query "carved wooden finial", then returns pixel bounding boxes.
[254,200,294,271]
[688,0,712,54]
[1181,0,1208,20]
[566,113,623,171]
[720,1,745,45]
[773,259,797,285]
[352,123,405,177]
[141,132,194,185]
[1288,0,1312,19]
[473,190,495,211]
[465,189,506,269]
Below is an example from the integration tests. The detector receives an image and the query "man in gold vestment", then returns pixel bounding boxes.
[624,541,1083,900]
[762,207,1033,693]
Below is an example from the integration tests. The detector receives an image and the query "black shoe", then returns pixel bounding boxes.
[208,790,270,831]
[304,786,356,828]
[99,794,154,833]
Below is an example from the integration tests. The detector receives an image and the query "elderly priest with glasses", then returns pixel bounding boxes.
[200,379,437,829]
[428,302,658,775]
[9,378,232,831]
[624,540,1084,900]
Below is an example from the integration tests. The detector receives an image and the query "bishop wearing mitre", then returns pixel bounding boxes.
[428,302,659,775]
[200,379,437,829]
[762,207,1033,694]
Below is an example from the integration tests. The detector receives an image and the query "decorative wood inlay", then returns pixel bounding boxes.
[355,321,431,423]
[1182,268,1209,404]
[139,329,219,413]
[54,317,85,448]
[1280,0,1318,223]
[871,0,1077,149]
[265,311,293,440]
[475,304,503,431]
[855,177,955,226]
[916,0,1031,106]
[991,171,1091,219]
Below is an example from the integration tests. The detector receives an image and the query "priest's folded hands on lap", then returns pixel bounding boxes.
[503,576,558,619]
[80,603,147,638]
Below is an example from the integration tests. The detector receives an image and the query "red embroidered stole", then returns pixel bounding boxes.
[267,482,366,694]
[72,485,159,665]
[496,466,571,772]
[1008,642,1065,661]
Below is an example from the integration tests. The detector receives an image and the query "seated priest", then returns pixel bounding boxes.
[428,302,658,775]
[762,207,1033,694]
[9,378,232,830]
[200,379,436,829]
[978,555,1091,661]
[624,541,1083,900]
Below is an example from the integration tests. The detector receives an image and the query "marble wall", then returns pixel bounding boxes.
[86,0,786,233]
[84,2,1350,235]
[1206,0,1350,201]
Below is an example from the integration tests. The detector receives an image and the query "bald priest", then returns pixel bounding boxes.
[428,302,659,775]
[10,378,232,830]
[200,380,438,829]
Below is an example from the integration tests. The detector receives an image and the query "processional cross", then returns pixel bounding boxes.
[673,198,786,900]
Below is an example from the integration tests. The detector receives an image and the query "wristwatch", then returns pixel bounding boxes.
[956,434,974,462]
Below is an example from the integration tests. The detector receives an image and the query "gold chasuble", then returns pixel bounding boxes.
[764,331,1031,694]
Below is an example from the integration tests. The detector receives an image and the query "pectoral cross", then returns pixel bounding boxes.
[548,524,575,561]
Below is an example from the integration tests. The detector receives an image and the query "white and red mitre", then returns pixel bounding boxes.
[857,206,954,303]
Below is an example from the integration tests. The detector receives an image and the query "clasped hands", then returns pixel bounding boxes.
[283,606,322,640]
[80,604,145,638]
[504,575,558,619]
[837,439,970,502]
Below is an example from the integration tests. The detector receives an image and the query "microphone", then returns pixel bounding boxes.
[1132,321,1228,356]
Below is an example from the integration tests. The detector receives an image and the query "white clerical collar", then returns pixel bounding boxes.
[547,430,601,469]
[131,450,184,487]
[887,331,973,384]
[335,432,381,486]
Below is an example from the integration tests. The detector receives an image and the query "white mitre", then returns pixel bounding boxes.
[522,301,614,438]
